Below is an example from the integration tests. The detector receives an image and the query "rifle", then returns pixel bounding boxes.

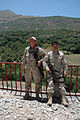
[47,62,58,84]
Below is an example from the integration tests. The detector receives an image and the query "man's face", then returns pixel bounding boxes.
[52,43,59,50]
[29,39,36,48]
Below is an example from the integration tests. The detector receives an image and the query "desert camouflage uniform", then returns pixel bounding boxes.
[23,46,47,93]
[46,50,68,96]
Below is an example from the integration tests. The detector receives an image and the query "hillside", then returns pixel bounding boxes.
[0,29,80,62]
[0,10,80,31]
[0,10,80,62]
[0,10,35,24]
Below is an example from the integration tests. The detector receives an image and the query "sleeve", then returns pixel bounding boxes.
[43,52,50,70]
[22,48,26,69]
[38,47,48,62]
[38,47,49,69]
[62,54,68,73]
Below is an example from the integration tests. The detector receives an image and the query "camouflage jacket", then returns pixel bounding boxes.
[22,46,47,70]
[45,50,68,76]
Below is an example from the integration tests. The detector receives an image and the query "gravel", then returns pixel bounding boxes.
[0,91,80,120]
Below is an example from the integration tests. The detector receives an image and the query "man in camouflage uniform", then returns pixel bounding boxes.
[22,37,47,100]
[46,41,68,107]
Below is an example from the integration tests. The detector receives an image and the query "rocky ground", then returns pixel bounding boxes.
[0,91,80,120]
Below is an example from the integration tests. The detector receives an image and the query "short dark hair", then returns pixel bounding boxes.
[52,41,59,46]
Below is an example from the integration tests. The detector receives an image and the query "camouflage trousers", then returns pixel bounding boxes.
[47,73,66,96]
[25,65,42,93]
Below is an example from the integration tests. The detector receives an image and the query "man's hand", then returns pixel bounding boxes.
[46,68,50,73]
[37,60,42,67]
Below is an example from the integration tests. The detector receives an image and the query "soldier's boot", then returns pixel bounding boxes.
[47,93,52,106]
[62,95,68,107]
[23,92,29,100]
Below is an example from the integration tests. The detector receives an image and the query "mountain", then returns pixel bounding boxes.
[0,10,80,31]
[0,10,35,23]
[0,10,80,62]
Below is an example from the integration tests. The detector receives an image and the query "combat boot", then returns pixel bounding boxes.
[62,95,68,107]
[23,92,29,100]
[47,93,52,106]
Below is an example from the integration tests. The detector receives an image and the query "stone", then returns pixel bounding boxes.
[0,91,80,120]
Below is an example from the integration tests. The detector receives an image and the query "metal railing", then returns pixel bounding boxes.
[0,62,80,96]
[65,65,80,96]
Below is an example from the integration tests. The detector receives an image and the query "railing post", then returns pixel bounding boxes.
[14,64,17,91]
[75,66,78,95]
[0,63,4,89]
[9,64,13,90]
[69,66,73,96]
[5,64,8,89]
[19,64,22,91]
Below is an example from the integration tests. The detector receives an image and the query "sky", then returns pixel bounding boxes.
[0,0,80,18]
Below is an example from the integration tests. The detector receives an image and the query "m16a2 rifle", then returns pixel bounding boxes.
[47,61,58,84]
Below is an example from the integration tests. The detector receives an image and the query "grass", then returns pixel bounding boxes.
[65,54,80,65]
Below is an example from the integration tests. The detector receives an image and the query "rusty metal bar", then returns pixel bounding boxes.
[5,64,8,89]
[9,64,13,90]
[14,64,17,91]
[69,66,73,95]
[75,66,78,95]
[0,63,4,88]
[19,64,22,91]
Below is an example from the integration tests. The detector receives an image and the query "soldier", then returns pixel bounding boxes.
[22,37,47,101]
[46,41,68,107]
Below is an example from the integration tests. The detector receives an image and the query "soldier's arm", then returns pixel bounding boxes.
[38,47,47,58]
[43,52,50,73]
[22,48,27,72]
[37,47,48,66]
[62,54,68,77]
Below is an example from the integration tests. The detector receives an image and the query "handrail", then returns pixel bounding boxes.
[0,62,80,96]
